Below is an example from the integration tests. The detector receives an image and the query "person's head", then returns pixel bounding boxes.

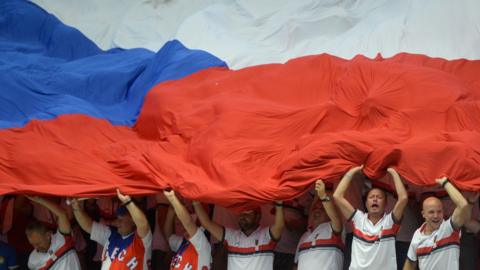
[113,206,136,236]
[84,198,100,218]
[365,188,387,216]
[237,208,261,234]
[308,197,329,227]
[422,196,443,232]
[25,221,52,253]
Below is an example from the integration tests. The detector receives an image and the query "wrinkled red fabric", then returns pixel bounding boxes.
[1,53,480,210]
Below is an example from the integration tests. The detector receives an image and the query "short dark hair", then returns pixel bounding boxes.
[25,220,48,235]
[366,187,387,199]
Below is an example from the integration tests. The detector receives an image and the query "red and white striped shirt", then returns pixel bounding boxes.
[407,218,460,270]
[223,226,277,270]
[349,210,399,270]
[294,222,344,270]
[28,231,81,270]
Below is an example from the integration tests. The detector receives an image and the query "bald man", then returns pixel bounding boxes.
[403,177,469,270]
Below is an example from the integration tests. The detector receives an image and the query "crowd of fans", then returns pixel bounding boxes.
[0,167,479,270]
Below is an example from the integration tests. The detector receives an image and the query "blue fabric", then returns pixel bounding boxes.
[0,0,227,128]
[0,241,17,270]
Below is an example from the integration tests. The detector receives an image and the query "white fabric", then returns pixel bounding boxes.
[168,234,183,253]
[224,226,276,270]
[349,210,398,270]
[32,0,480,69]
[380,183,421,242]
[27,231,81,270]
[294,222,344,270]
[407,218,460,270]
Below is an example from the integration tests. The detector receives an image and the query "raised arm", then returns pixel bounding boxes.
[316,180,342,233]
[333,166,363,219]
[270,201,285,240]
[28,196,71,234]
[117,189,150,238]
[164,190,197,238]
[388,168,408,222]
[71,198,93,234]
[436,177,469,228]
[163,205,175,240]
[193,201,224,241]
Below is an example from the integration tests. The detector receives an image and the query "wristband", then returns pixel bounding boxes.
[441,179,449,188]
[122,200,133,207]
[319,196,331,202]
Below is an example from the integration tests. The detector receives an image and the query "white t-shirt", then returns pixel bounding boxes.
[90,222,152,270]
[223,226,277,270]
[28,231,81,270]
[168,228,211,270]
[381,188,420,242]
[407,218,460,270]
[295,222,344,270]
[349,210,399,270]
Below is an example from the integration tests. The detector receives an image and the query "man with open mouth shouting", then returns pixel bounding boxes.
[333,166,408,270]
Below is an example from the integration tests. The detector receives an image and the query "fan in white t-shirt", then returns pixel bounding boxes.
[193,199,285,270]
[403,177,475,270]
[25,197,81,270]
[71,189,152,270]
[163,190,212,270]
[294,179,344,270]
[333,166,409,270]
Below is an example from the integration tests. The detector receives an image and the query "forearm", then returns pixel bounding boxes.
[392,174,408,202]
[125,202,150,234]
[163,207,175,239]
[168,196,196,237]
[333,173,353,198]
[72,207,93,234]
[271,204,285,240]
[193,202,223,241]
[323,201,342,233]
[391,173,408,221]
[442,180,468,228]
[37,198,68,219]
[333,173,355,219]
[36,198,70,233]
[443,181,468,208]
[193,202,210,225]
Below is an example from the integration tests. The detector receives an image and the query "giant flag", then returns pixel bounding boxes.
[1,0,480,210]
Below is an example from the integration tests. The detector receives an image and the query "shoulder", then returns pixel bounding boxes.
[349,209,364,222]
[27,250,42,267]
